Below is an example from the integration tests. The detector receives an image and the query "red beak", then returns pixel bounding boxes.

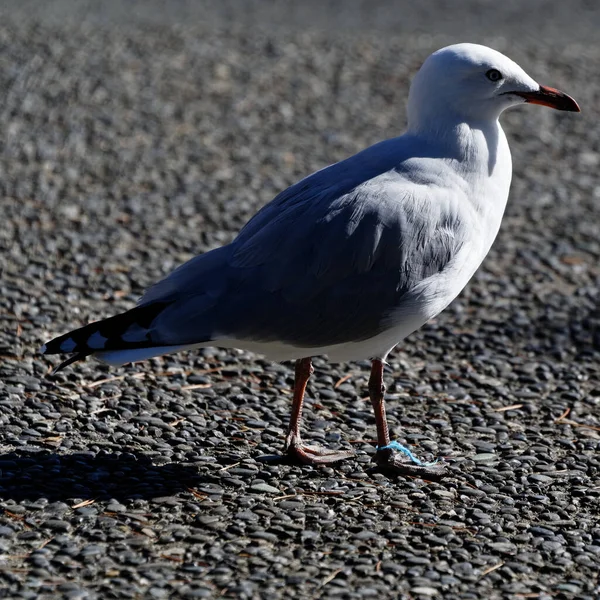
[513,85,580,112]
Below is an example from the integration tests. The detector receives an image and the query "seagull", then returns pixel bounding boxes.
[41,43,579,477]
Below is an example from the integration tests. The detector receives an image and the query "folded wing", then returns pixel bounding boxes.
[42,141,470,367]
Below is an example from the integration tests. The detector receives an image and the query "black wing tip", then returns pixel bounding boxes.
[40,334,91,374]
[40,301,172,357]
[40,331,77,355]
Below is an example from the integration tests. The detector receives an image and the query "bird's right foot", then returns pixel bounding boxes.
[374,442,448,480]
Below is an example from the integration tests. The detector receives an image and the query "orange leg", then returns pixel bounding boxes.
[370,358,447,479]
[284,358,355,465]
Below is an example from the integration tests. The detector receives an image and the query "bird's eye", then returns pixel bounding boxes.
[486,69,503,82]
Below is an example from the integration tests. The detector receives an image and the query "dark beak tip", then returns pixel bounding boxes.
[538,85,581,113]
[558,96,580,113]
[514,86,581,113]
[556,98,581,113]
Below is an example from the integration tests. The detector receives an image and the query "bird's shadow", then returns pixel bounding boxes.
[0,449,210,503]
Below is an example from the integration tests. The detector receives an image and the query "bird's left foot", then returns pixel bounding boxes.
[374,442,448,480]
[285,433,355,465]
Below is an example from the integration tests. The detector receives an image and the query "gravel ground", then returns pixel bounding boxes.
[1,2,600,599]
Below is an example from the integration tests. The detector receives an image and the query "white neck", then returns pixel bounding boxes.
[408,116,513,255]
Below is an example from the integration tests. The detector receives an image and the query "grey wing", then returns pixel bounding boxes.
[143,169,470,348]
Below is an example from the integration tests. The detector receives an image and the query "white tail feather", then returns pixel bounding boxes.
[95,344,198,366]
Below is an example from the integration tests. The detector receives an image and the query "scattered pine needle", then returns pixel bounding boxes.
[160,554,184,562]
[86,373,145,388]
[181,383,212,391]
[480,562,504,577]
[554,407,600,431]
[4,511,25,521]
[299,490,345,497]
[71,499,95,509]
[462,481,479,490]
[219,462,240,472]
[494,404,524,412]
[274,494,298,501]
[168,418,186,427]
[408,521,437,528]
[7,554,32,560]
[319,568,343,588]
[187,488,209,501]
[90,408,114,416]
[559,419,600,432]
[334,373,353,388]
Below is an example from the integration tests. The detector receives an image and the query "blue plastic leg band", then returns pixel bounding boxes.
[377,440,439,467]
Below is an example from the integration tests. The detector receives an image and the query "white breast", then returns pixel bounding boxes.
[211,125,513,364]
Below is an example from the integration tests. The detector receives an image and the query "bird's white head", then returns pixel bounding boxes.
[407,43,580,134]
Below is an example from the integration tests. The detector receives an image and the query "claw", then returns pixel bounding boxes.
[285,433,355,465]
[374,445,448,479]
